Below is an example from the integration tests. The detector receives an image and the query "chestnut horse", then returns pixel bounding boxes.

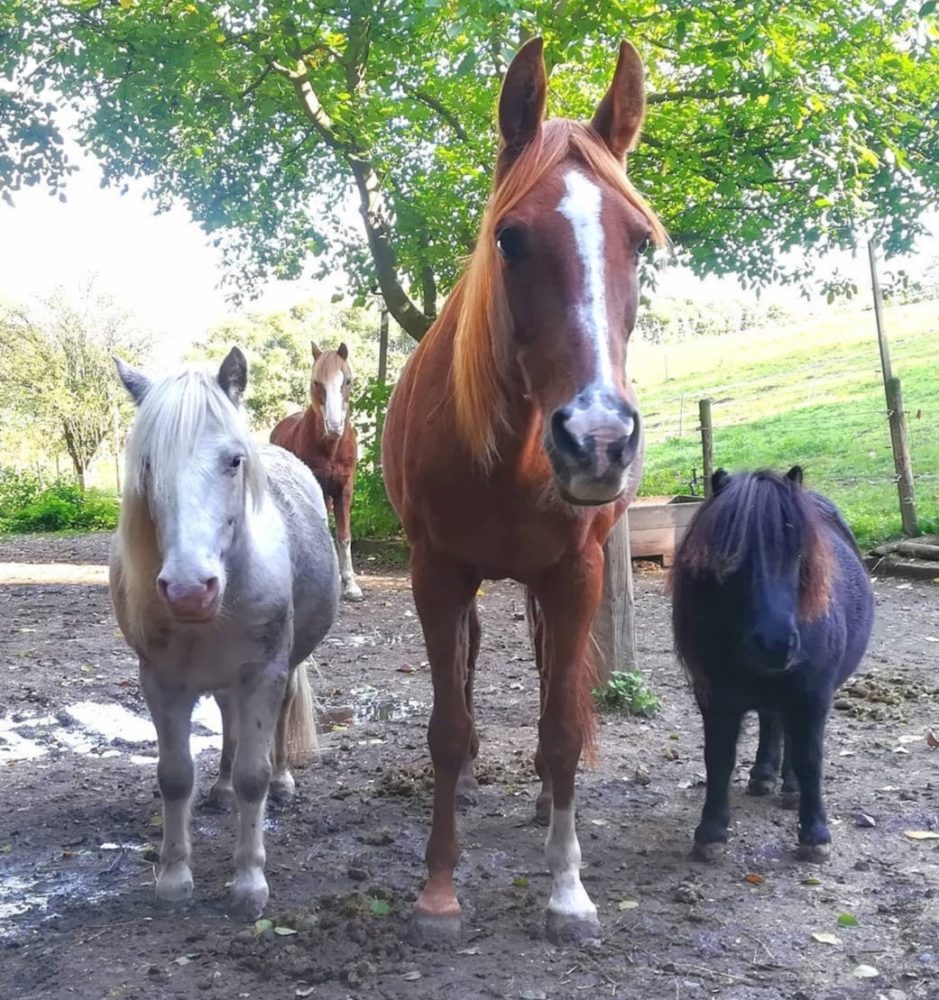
[382,38,664,945]
[271,342,363,601]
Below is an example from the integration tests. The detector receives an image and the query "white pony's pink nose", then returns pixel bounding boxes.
[157,576,220,621]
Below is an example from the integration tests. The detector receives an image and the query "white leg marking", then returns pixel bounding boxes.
[557,169,613,390]
[545,806,597,921]
[339,537,363,600]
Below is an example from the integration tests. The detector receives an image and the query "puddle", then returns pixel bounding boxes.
[350,685,424,724]
[0,697,223,764]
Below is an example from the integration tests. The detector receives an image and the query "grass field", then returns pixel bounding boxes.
[632,299,939,549]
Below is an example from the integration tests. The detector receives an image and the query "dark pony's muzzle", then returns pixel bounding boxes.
[744,626,800,675]
[547,392,640,505]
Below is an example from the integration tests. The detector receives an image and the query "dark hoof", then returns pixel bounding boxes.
[797,841,831,863]
[747,777,775,797]
[407,909,463,946]
[691,840,725,863]
[455,776,479,809]
[534,795,552,827]
[545,910,602,948]
[780,791,800,811]
[205,784,235,812]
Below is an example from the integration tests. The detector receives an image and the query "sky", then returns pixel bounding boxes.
[1,128,937,362]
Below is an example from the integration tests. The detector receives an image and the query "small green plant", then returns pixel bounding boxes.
[594,671,660,716]
[0,470,120,533]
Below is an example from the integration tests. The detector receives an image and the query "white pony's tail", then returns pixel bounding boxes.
[285,662,318,768]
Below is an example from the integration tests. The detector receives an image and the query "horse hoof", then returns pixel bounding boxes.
[407,908,463,946]
[342,586,365,603]
[206,784,236,812]
[545,910,602,948]
[155,864,194,904]
[747,777,775,797]
[455,776,479,809]
[534,796,552,827]
[691,840,724,863]
[269,772,296,803]
[797,842,831,863]
[231,877,269,921]
[780,791,800,811]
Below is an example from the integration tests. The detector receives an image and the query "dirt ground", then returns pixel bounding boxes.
[1,533,937,1000]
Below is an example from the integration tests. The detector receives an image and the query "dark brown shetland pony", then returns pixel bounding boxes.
[271,342,363,601]
[382,38,664,945]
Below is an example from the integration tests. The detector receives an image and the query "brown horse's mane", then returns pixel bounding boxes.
[429,118,666,465]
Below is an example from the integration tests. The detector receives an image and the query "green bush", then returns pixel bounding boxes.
[350,377,401,540]
[0,469,119,533]
[594,671,661,716]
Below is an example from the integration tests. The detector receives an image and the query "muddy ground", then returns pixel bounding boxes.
[1,533,937,1000]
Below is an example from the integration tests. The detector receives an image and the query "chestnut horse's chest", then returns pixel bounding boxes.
[272,411,356,497]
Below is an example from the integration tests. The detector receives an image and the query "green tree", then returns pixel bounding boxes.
[5,2,939,338]
[0,283,150,488]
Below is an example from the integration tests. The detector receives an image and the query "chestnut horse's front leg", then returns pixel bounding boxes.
[409,545,480,942]
[532,544,605,946]
[334,486,363,602]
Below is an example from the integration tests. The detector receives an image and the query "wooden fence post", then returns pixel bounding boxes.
[595,512,637,682]
[699,398,714,496]
[885,376,919,537]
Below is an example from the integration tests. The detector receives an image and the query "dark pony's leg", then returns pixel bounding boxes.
[780,729,800,809]
[534,549,604,945]
[409,545,480,942]
[693,703,743,862]
[786,698,832,861]
[747,711,783,796]
[456,601,481,806]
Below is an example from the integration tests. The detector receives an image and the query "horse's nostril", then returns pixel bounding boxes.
[550,407,584,460]
[157,577,169,598]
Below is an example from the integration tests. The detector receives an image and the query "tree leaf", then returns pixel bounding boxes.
[853,964,879,978]
[812,932,841,944]
[274,926,298,936]
[837,912,859,927]
[369,898,391,916]
[904,830,939,840]
[253,918,273,934]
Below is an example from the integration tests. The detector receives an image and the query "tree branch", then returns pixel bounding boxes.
[402,84,468,140]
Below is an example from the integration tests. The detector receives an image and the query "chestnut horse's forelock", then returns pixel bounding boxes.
[310,350,350,396]
[437,118,666,464]
[671,471,836,621]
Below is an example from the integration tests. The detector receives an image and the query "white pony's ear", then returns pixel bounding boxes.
[113,356,151,406]
[218,347,248,403]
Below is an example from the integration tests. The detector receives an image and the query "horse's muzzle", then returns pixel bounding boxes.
[158,577,221,623]
[547,393,640,505]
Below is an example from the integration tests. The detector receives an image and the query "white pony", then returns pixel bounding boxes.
[110,347,339,917]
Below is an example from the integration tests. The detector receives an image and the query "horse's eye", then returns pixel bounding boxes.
[496,226,526,261]
[635,235,651,260]
[230,455,243,469]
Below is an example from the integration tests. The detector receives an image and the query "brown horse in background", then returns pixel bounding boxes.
[271,342,363,601]
[382,38,664,945]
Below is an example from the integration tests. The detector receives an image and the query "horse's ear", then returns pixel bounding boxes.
[711,469,730,494]
[786,465,804,486]
[592,41,646,162]
[218,347,248,403]
[337,342,349,361]
[497,37,547,176]
[113,356,151,406]
[311,341,322,360]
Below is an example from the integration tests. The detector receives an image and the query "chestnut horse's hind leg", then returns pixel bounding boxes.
[141,667,197,903]
[208,689,237,811]
[456,602,481,806]
[747,711,783,797]
[535,556,604,946]
[409,546,480,942]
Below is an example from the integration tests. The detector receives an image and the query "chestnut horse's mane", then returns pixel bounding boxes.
[430,118,666,464]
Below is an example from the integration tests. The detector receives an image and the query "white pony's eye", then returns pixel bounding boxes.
[230,455,243,470]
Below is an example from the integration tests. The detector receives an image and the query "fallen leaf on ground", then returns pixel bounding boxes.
[744,873,764,885]
[253,918,273,934]
[396,664,416,673]
[512,876,529,889]
[802,877,822,886]
[520,991,547,1000]
[853,964,879,978]
[812,932,841,945]
[927,729,939,749]
[369,898,390,916]
[618,900,640,910]
[295,988,315,998]
[274,926,298,936]
[402,970,421,981]
[456,947,480,956]
[837,913,859,927]
[924,636,939,643]
[904,830,939,841]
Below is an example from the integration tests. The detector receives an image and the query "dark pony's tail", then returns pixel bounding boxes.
[525,588,599,765]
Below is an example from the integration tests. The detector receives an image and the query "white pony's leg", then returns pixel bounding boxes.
[141,669,196,903]
[338,537,364,601]
[208,690,237,811]
[230,660,286,918]
[545,805,598,939]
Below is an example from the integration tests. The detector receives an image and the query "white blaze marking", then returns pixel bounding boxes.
[323,371,346,433]
[557,170,613,389]
[545,805,597,919]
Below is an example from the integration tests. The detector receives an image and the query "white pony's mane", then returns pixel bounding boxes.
[115,368,266,645]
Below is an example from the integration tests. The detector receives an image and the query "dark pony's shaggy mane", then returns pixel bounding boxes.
[671,470,838,621]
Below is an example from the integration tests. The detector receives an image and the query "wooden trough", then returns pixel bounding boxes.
[628,495,704,566]
[866,535,939,582]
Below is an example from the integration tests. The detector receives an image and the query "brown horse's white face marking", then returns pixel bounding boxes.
[310,342,352,439]
[495,40,653,506]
